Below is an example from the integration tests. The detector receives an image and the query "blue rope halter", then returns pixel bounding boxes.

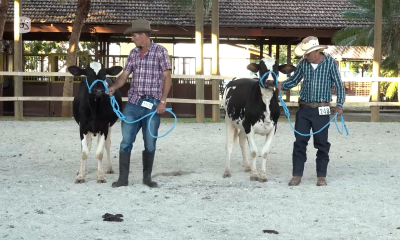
[86,78,177,138]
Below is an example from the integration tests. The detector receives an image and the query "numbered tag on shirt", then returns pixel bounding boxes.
[318,106,331,115]
[141,101,153,109]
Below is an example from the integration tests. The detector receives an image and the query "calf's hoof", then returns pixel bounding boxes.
[243,167,251,173]
[97,179,107,183]
[223,173,231,178]
[258,178,268,183]
[106,170,115,174]
[250,176,258,181]
[75,179,85,184]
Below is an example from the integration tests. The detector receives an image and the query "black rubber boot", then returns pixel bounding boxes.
[112,152,131,188]
[142,151,158,188]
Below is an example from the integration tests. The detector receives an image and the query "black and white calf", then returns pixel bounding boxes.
[222,56,296,182]
[68,62,123,183]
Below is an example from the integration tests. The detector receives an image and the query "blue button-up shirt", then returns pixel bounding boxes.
[282,54,345,108]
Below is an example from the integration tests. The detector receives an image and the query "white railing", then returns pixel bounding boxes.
[0,72,399,121]
[1,72,399,106]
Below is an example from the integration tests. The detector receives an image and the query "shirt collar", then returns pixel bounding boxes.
[304,53,326,66]
[134,40,155,53]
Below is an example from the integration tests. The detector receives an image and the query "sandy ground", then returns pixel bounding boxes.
[1,120,400,239]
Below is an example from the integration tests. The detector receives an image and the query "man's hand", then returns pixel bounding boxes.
[336,107,343,116]
[277,82,283,91]
[107,86,116,97]
[157,101,166,114]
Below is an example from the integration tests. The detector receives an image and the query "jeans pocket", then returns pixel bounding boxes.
[151,99,160,110]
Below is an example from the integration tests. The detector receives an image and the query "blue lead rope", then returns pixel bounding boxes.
[87,79,177,138]
[260,71,349,136]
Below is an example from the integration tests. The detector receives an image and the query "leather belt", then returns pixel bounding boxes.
[299,100,330,108]
[140,95,155,99]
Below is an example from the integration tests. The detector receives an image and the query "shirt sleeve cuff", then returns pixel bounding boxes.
[336,103,343,108]
[281,82,287,91]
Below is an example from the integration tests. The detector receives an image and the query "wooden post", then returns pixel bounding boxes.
[398,79,400,103]
[0,53,3,116]
[286,44,291,102]
[398,63,400,103]
[371,0,382,122]
[13,0,23,120]
[50,54,56,82]
[106,38,110,68]
[94,35,99,62]
[195,0,204,123]
[7,53,13,72]
[211,0,220,122]
[276,45,280,63]
[259,41,264,60]
[0,53,3,82]
[268,44,272,57]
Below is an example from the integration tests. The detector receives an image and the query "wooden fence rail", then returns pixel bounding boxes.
[0,72,399,121]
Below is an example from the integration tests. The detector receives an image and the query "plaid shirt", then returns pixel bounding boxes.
[124,41,171,104]
[282,54,346,108]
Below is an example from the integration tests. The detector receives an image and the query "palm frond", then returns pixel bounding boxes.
[384,81,398,99]
[341,9,373,20]
[332,27,365,45]
[333,26,374,46]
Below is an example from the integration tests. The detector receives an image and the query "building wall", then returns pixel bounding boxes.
[119,42,252,78]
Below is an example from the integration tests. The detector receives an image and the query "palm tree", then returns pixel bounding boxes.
[332,0,400,100]
[61,0,91,117]
[0,0,9,54]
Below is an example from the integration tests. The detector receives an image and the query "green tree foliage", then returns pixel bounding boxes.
[23,41,95,71]
[333,0,399,100]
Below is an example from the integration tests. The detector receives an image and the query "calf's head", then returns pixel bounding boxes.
[247,57,296,89]
[68,62,123,98]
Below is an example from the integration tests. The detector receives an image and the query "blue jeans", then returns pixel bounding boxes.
[292,105,331,177]
[120,98,161,153]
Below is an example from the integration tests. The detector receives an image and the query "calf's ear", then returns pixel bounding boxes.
[278,64,297,74]
[106,66,123,76]
[68,66,85,76]
[247,63,260,73]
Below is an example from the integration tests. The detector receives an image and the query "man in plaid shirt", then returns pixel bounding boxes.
[277,36,346,187]
[108,19,172,188]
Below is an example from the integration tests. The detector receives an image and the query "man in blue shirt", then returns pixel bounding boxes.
[277,36,345,186]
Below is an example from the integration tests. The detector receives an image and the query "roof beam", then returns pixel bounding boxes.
[4,23,339,38]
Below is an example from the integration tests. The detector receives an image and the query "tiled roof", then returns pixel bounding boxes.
[6,0,369,29]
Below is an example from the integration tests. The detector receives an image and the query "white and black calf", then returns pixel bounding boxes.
[68,62,123,183]
[222,56,296,182]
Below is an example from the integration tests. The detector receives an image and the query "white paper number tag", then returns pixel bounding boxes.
[318,106,331,115]
[141,101,153,109]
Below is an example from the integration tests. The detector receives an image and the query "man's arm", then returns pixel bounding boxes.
[280,61,304,91]
[113,70,131,89]
[331,60,345,109]
[107,70,130,96]
[160,70,172,104]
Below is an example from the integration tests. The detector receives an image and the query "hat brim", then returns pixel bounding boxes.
[123,27,157,35]
[294,43,328,57]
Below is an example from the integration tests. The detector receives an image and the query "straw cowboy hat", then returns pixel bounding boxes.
[293,36,328,57]
[123,19,157,35]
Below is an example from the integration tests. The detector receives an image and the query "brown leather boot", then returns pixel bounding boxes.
[316,177,327,186]
[288,176,302,186]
